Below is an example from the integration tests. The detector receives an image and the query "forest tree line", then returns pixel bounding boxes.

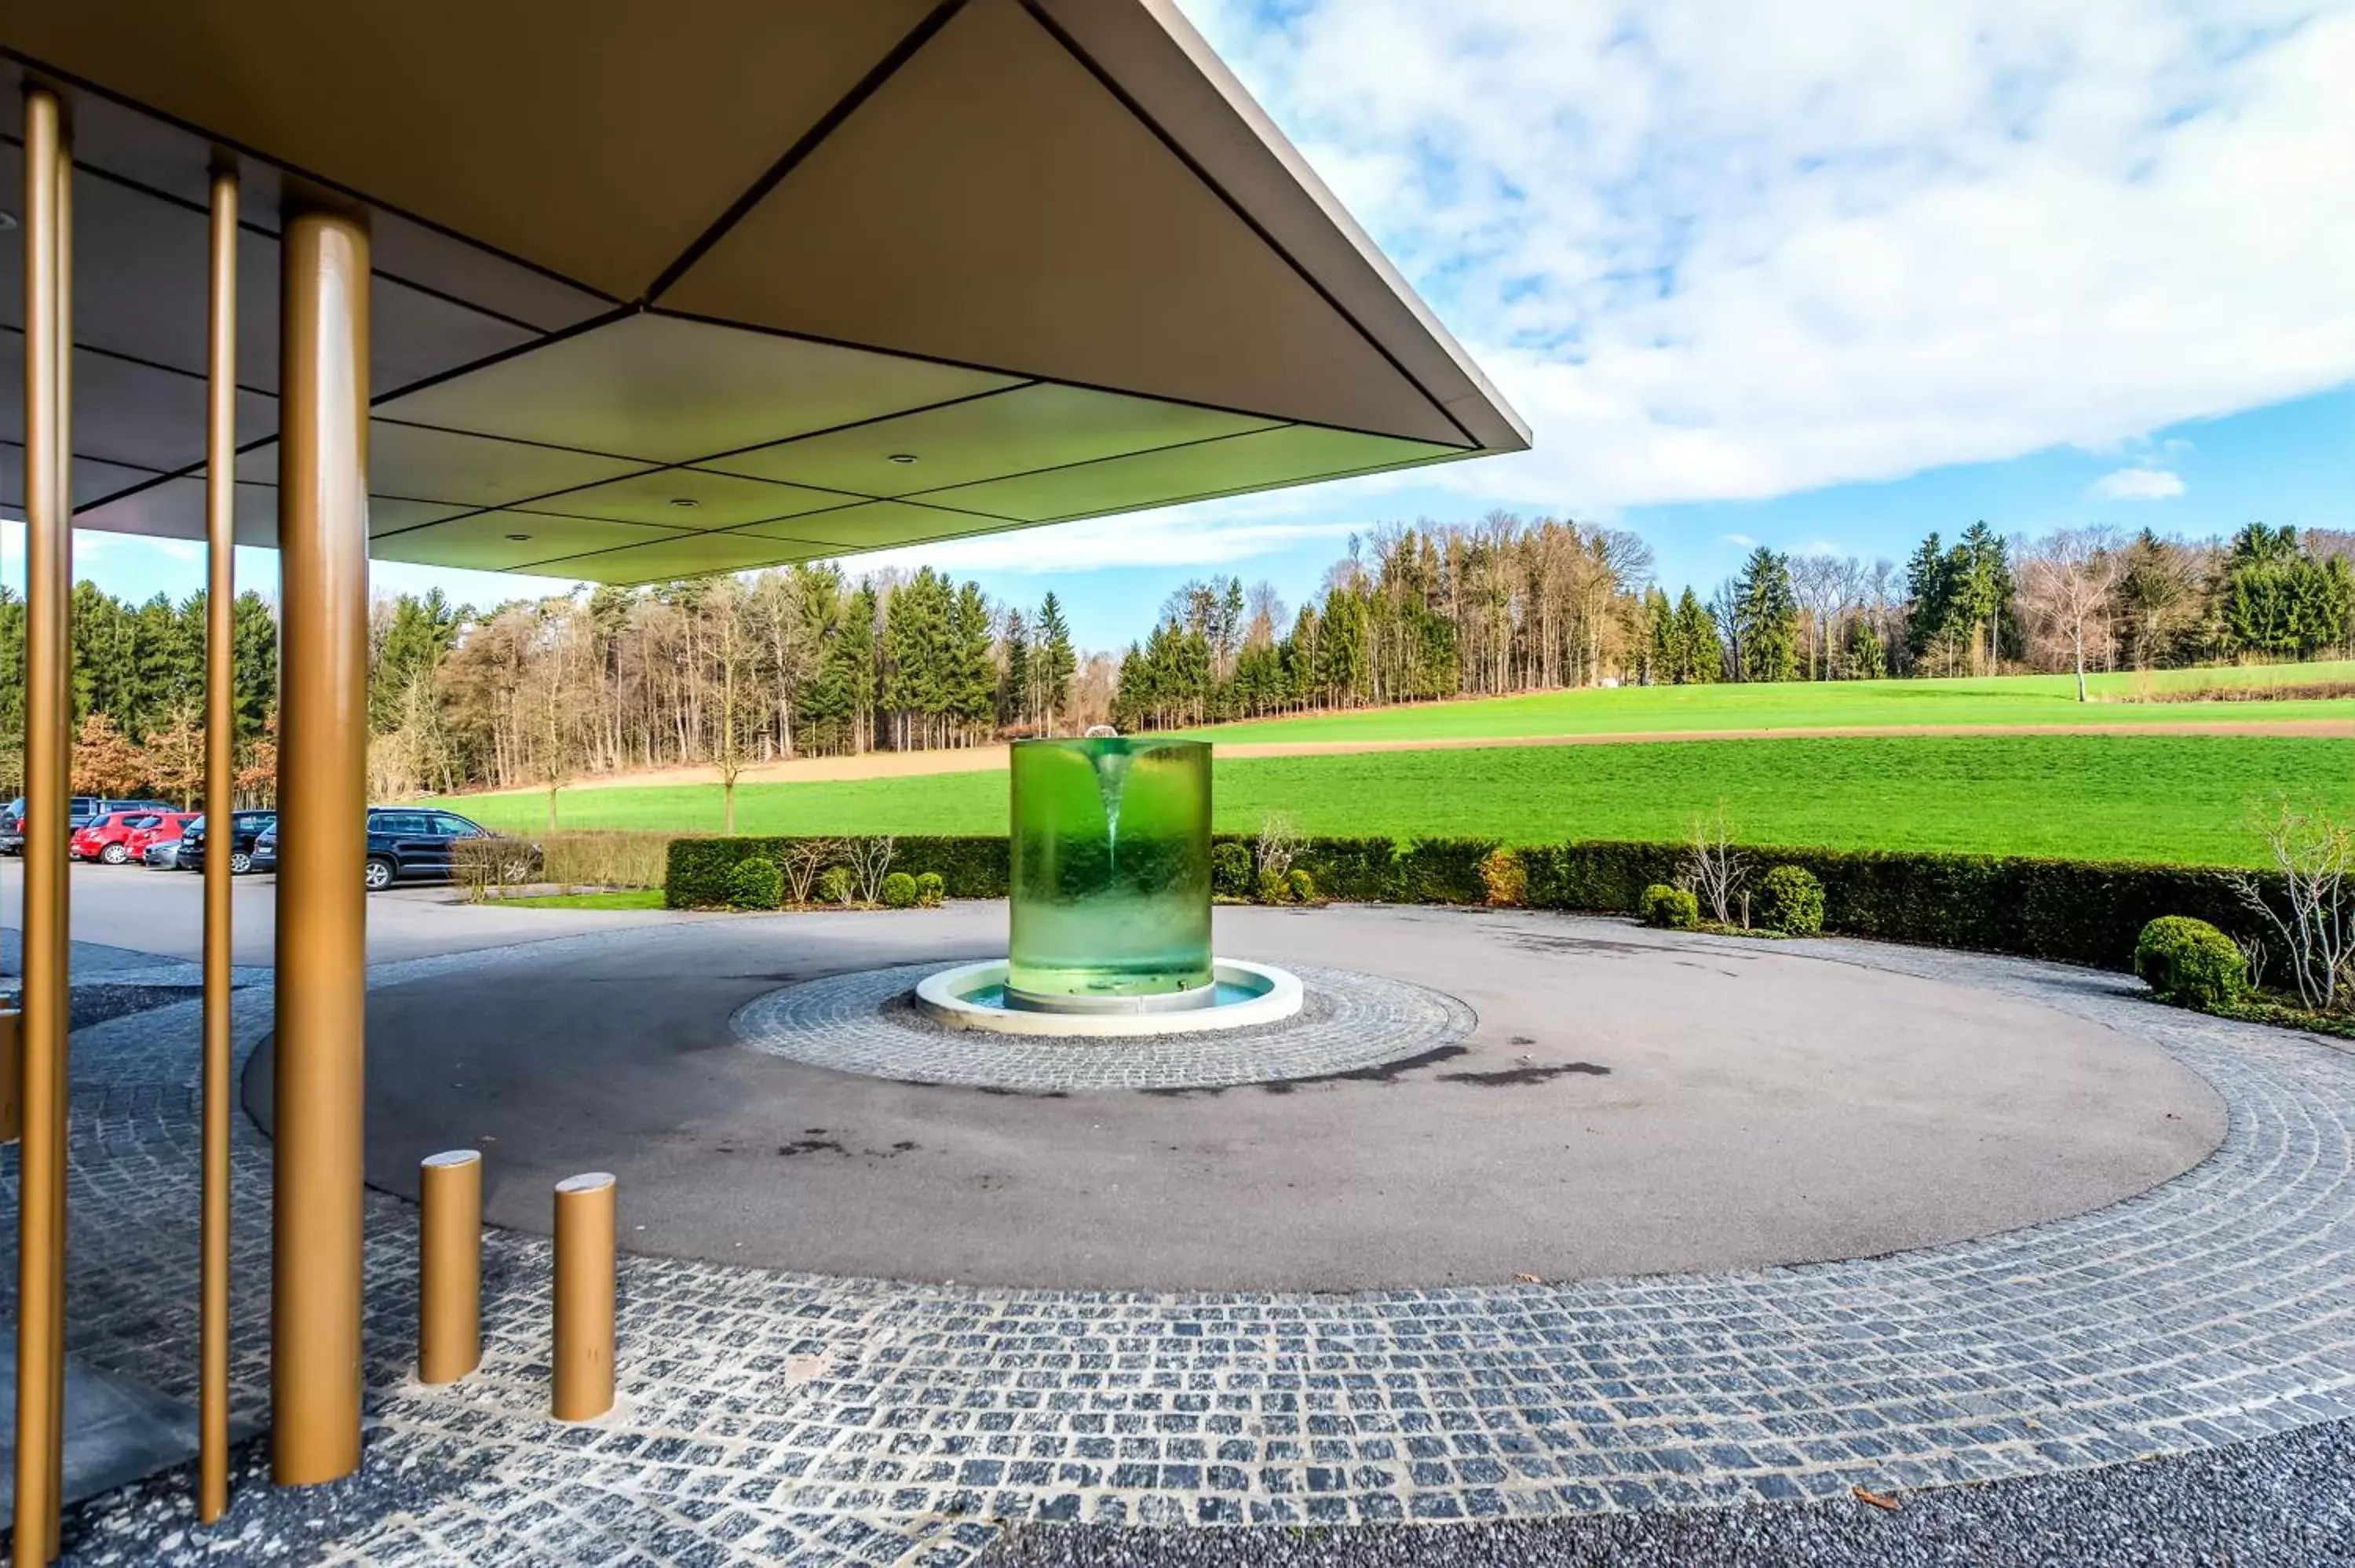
[2,516,2347,805]
[1110,516,2355,727]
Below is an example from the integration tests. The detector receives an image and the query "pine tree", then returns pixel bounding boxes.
[0,587,25,794]
[1035,592,1075,731]
[1000,608,1031,730]
[951,582,997,740]
[1641,587,1674,684]
[1732,548,1799,682]
[71,581,137,727]
[2221,523,2351,657]
[1955,522,2015,670]
[372,588,460,731]
[1843,614,1888,679]
[1671,588,1723,683]
[231,590,278,743]
[1316,587,1367,704]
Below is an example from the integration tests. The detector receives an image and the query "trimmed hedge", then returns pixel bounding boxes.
[666,833,2279,972]
[1478,848,1528,908]
[666,834,1008,908]
[1210,841,1253,899]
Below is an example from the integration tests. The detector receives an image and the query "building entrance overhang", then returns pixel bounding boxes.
[2,0,1526,583]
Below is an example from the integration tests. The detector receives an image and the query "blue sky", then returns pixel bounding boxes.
[14,0,2355,651]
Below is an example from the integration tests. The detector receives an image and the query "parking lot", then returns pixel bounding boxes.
[0,857,696,968]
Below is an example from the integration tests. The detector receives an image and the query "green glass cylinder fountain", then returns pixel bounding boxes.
[1006,736,1213,1007]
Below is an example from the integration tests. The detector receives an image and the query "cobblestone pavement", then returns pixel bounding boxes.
[729,962,1477,1092]
[15,914,2355,1566]
[978,1416,2355,1567]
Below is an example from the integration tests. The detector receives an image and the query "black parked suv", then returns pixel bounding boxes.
[0,795,177,854]
[177,811,277,875]
[251,808,524,891]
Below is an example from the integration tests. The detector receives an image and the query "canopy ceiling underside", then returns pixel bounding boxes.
[0,0,1525,586]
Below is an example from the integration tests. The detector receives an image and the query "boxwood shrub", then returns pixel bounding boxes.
[2134,915,2246,1008]
[881,870,919,909]
[725,857,783,911]
[1755,865,1826,936]
[1638,883,1700,929]
[666,832,2276,972]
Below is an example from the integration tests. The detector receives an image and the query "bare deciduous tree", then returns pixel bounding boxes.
[710,582,758,833]
[1790,555,1852,682]
[2017,527,2123,702]
[2232,801,2353,1014]
[1252,812,1304,882]
[1680,808,1747,926]
[780,837,842,906]
[845,835,896,905]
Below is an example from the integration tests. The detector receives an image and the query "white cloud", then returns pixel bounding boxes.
[1182,0,2355,511]
[1721,532,1758,547]
[2090,465,2189,499]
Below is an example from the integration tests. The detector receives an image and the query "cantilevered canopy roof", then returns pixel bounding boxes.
[1,1,1525,585]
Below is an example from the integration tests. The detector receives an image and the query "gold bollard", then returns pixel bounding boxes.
[418,1150,482,1384]
[551,1172,616,1421]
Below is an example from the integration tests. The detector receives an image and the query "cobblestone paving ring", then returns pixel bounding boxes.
[729,961,1480,1091]
[42,919,2355,1567]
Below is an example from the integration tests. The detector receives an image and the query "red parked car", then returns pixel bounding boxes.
[125,811,199,865]
[71,811,176,865]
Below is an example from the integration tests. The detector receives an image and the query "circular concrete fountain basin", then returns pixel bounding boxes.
[914,957,1302,1035]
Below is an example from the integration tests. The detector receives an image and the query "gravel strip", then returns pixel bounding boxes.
[60,1429,501,1566]
[977,1419,2355,1568]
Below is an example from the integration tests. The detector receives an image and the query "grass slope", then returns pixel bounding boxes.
[495,889,667,910]
[1171,660,2355,745]
[460,734,2352,868]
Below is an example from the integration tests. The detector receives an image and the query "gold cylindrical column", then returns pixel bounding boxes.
[551,1172,616,1422]
[417,1150,483,1385]
[199,156,240,1526]
[13,82,73,1568]
[271,202,371,1487]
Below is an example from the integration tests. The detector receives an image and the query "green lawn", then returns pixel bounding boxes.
[1170,660,2355,745]
[494,888,667,910]
[458,734,2353,868]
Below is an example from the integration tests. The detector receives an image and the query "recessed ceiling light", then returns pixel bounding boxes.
[669,497,700,509]
[887,454,918,465]
[505,532,531,542]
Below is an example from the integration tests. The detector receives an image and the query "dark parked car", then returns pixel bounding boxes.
[253,808,517,891]
[177,811,276,875]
